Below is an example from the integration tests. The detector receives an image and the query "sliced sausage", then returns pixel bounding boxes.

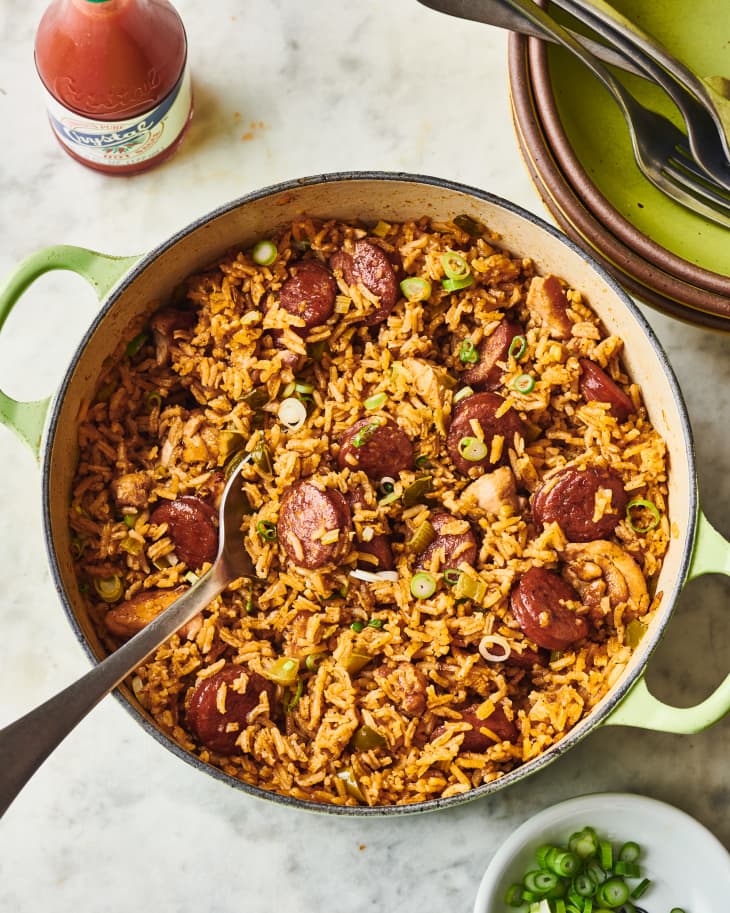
[579,358,635,422]
[356,534,395,571]
[507,645,549,669]
[277,480,352,569]
[417,512,477,571]
[432,703,518,750]
[462,320,524,390]
[374,662,428,717]
[186,664,275,754]
[279,259,336,329]
[105,586,186,639]
[510,566,589,651]
[446,392,525,475]
[330,239,400,325]
[150,496,219,569]
[338,416,413,480]
[532,466,628,542]
[525,275,572,339]
[150,307,197,365]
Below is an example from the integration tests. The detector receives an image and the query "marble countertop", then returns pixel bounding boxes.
[0,1,728,910]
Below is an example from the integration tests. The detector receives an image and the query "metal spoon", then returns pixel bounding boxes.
[0,462,257,818]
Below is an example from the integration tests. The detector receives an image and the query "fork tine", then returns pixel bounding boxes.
[651,168,730,228]
[664,158,730,218]
[669,147,730,205]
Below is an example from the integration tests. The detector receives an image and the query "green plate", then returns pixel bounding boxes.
[545,0,730,279]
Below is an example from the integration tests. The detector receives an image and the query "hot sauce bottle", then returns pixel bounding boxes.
[34,0,193,175]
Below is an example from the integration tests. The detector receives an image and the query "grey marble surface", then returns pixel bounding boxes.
[0,1,728,911]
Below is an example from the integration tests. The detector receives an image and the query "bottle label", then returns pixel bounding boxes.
[44,65,192,168]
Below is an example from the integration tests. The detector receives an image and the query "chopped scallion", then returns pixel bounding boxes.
[256,520,278,541]
[508,334,527,359]
[458,338,479,363]
[363,391,387,411]
[458,436,488,462]
[442,274,474,292]
[626,498,661,534]
[440,251,470,280]
[251,239,277,265]
[410,571,436,599]
[400,276,432,302]
[512,373,535,394]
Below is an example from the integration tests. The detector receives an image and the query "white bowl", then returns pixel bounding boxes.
[473,792,730,913]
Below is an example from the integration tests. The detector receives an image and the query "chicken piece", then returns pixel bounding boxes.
[526,275,573,339]
[111,471,153,511]
[374,662,428,717]
[562,539,648,621]
[461,466,519,516]
[403,357,449,436]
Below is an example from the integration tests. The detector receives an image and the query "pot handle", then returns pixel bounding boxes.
[0,245,140,457]
[604,510,730,733]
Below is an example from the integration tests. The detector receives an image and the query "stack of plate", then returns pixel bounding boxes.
[507,1,730,331]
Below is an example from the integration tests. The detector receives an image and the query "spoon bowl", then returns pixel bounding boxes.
[0,462,256,818]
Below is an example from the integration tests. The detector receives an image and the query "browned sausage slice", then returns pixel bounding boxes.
[279,259,336,329]
[579,358,635,422]
[432,702,518,750]
[186,664,275,754]
[525,275,572,339]
[150,496,219,569]
[532,466,628,542]
[277,480,352,569]
[417,512,477,571]
[330,239,400,325]
[510,566,589,650]
[462,320,524,390]
[446,392,525,475]
[338,417,413,480]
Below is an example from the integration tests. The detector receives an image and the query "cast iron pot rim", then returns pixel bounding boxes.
[40,170,697,816]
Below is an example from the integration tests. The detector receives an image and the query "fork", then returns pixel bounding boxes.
[498,0,730,227]
[551,0,730,194]
[554,0,730,161]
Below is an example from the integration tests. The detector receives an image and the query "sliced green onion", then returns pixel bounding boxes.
[599,840,613,871]
[596,878,629,907]
[264,656,299,686]
[512,373,535,394]
[614,861,640,878]
[458,338,479,363]
[630,878,651,899]
[351,621,365,633]
[410,571,436,599]
[618,841,640,864]
[546,848,580,878]
[443,568,462,587]
[123,514,136,529]
[524,870,560,894]
[440,251,470,280]
[573,873,595,898]
[442,274,474,292]
[508,334,527,359]
[96,380,117,403]
[145,391,163,410]
[94,575,123,603]
[367,618,384,629]
[400,276,432,301]
[364,392,387,411]
[125,332,148,358]
[245,597,256,615]
[453,386,474,403]
[256,520,278,541]
[379,476,396,494]
[626,498,661,534]
[458,436,488,462]
[305,652,325,672]
[352,420,382,448]
[505,884,524,907]
[251,239,277,265]
[414,454,431,469]
[378,490,401,507]
[294,381,314,395]
[278,396,307,431]
[286,677,304,712]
